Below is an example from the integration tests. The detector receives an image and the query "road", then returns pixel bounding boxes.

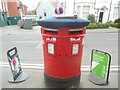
[83,32,118,66]
[0,25,118,67]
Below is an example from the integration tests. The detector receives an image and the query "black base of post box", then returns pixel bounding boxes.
[44,73,80,88]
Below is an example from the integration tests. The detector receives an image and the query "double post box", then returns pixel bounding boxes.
[37,16,90,87]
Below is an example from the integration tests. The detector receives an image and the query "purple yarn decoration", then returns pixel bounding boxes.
[55,7,63,14]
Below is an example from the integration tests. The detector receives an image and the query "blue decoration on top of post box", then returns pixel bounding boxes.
[37,15,90,28]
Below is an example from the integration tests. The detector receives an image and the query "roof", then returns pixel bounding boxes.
[101,6,108,10]
[95,6,108,10]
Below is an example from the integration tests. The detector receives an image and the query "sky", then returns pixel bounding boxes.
[20,0,40,10]
[20,0,65,11]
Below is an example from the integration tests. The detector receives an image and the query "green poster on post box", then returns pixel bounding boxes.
[89,49,111,85]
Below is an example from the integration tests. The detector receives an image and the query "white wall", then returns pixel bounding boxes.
[75,3,94,19]
[65,0,120,23]
[118,1,120,18]
[65,0,74,14]
[0,0,2,11]
[36,0,56,19]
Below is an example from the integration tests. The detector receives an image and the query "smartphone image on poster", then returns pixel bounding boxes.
[7,47,22,81]
[89,49,111,85]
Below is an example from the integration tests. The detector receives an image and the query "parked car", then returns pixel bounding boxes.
[17,19,24,28]
[17,18,38,28]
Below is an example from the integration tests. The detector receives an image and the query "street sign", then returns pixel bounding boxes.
[7,47,22,81]
[89,49,111,85]
[7,47,29,83]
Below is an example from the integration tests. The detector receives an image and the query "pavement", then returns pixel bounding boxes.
[87,27,119,33]
[0,68,118,88]
[0,25,119,89]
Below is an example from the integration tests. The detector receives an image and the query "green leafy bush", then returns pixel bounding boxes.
[117,23,120,28]
[105,21,113,26]
[104,22,110,27]
[87,22,109,29]
[87,14,96,23]
[96,22,109,28]
[108,19,120,28]
[96,22,104,28]
[39,16,42,19]
[114,18,120,23]
[110,23,120,28]
[86,23,97,29]
[110,23,117,27]
[104,23,110,28]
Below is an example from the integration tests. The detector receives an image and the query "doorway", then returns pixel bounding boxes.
[99,12,104,22]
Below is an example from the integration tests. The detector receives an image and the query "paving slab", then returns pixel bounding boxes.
[1,68,118,88]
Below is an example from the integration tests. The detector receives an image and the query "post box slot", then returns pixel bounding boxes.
[46,30,58,33]
[44,28,58,34]
[44,28,58,31]
[69,31,82,34]
[69,28,83,31]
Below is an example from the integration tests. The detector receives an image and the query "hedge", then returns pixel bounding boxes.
[86,22,109,29]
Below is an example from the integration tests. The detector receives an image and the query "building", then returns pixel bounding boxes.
[0,11,8,27]
[36,0,59,19]
[0,0,2,11]
[0,0,8,26]
[1,0,28,17]
[119,1,120,18]
[63,0,120,23]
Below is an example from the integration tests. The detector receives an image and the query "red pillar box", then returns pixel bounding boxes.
[37,15,90,87]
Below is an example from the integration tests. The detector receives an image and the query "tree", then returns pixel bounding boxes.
[28,10,36,15]
[87,14,96,23]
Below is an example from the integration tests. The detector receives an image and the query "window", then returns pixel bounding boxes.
[77,6,81,18]
[113,7,118,19]
[82,6,90,19]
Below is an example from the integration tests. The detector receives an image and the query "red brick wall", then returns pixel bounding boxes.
[7,1,18,17]
[2,0,28,17]
[23,6,28,15]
